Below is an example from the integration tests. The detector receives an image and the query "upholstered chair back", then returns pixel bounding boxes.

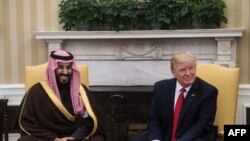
[196,64,240,134]
[25,63,89,92]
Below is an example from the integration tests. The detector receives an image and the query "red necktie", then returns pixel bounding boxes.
[171,88,186,141]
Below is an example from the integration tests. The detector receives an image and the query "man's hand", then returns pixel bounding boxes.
[54,137,75,141]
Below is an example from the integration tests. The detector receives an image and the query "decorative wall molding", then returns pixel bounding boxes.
[0,84,24,105]
[236,84,250,124]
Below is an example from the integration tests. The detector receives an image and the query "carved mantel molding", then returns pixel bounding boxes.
[36,29,243,39]
[35,29,244,86]
[35,29,244,67]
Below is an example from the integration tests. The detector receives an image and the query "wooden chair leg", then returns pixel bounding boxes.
[4,109,8,141]
[0,99,8,141]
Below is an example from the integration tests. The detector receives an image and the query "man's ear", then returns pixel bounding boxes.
[171,69,175,76]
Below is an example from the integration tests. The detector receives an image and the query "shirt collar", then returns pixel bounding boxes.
[176,81,192,97]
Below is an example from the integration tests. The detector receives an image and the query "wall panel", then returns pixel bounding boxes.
[17,0,25,83]
[23,0,32,66]
[0,0,4,83]
[238,0,250,83]
[3,0,11,83]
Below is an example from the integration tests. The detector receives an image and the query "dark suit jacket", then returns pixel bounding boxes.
[148,77,218,141]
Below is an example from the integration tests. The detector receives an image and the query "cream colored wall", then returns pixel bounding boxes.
[0,0,249,84]
[225,0,250,84]
[0,0,60,84]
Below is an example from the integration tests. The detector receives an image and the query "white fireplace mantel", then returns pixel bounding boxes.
[36,29,243,39]
[36,29,244,66]
[35,29,244,86]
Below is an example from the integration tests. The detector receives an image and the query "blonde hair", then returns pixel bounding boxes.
[170,51,197,70]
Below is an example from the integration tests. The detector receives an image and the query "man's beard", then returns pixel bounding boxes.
[56,74,71,87]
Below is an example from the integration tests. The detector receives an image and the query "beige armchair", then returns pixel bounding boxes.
[23,64,102,139]
[25,63,89,92]
[196,64,240,139]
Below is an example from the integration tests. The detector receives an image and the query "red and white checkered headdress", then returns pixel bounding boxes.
[46,50,84,115]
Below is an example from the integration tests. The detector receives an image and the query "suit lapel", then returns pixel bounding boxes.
[163,79,177,121]
[179,78,200,123]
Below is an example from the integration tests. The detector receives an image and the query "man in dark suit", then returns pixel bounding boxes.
[132,51,218,141]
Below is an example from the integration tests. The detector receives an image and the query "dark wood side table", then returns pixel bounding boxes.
[0,99,8,141]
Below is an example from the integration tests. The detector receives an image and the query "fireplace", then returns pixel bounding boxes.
[89,86,153,141]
